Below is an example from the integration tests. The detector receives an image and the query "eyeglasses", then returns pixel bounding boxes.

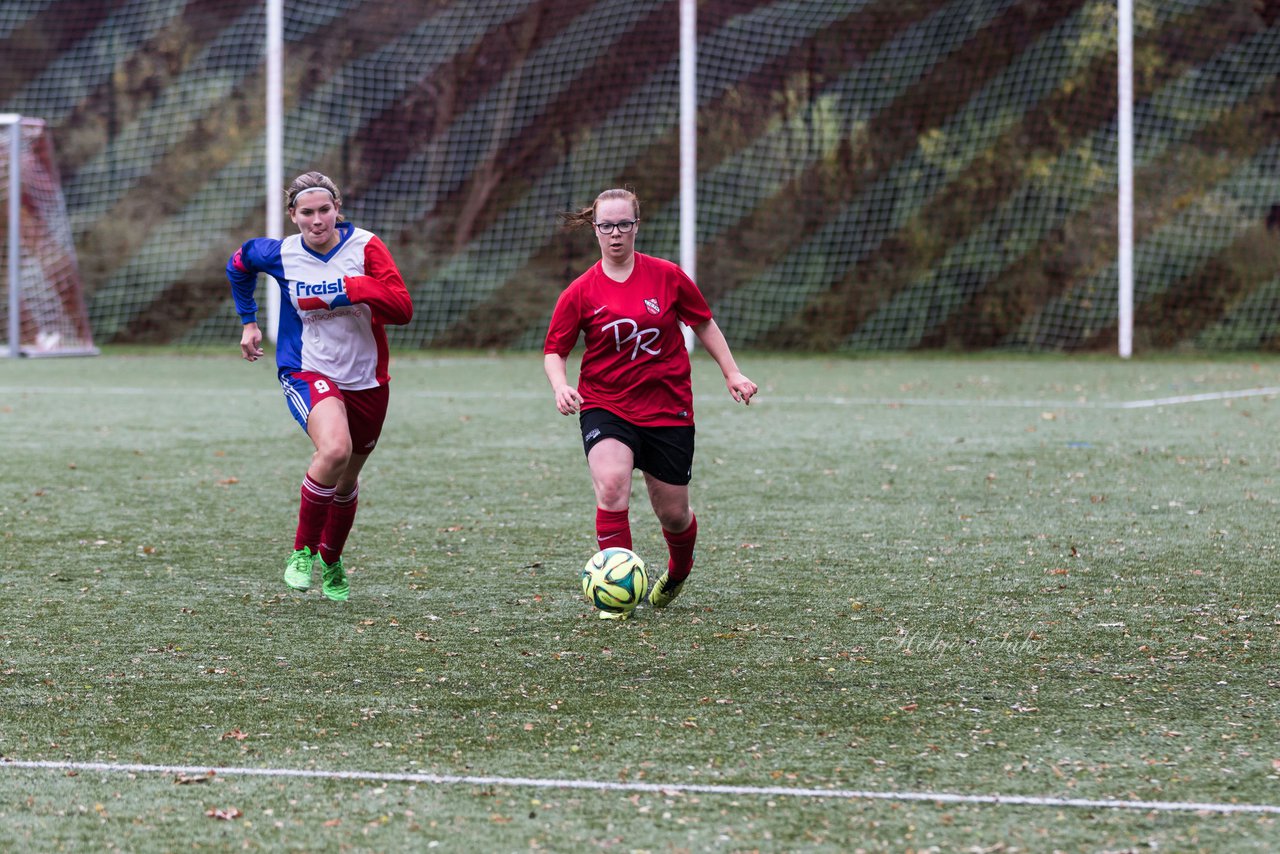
[594,220,636,234]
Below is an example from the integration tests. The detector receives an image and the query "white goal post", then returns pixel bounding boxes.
[1,114,98,358]
[1117,0,1134,359]
[5,113,17,358]
[679,0,696,353]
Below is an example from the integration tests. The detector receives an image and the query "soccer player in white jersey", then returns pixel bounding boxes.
[226,171,413,600]
[544,187,757,616]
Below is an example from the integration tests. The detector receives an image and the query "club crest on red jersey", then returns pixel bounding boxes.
[644,298,660,315]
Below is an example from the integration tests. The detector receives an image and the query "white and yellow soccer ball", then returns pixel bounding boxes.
[581,547,649,617]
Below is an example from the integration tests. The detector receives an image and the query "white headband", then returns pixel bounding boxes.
[290,186,335,205]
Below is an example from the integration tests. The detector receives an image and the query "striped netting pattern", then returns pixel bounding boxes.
[2,0,1277,351]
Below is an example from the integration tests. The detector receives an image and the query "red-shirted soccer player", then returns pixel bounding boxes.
[543,187,757,617]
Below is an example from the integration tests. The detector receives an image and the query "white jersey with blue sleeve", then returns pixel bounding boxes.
[226,222,413,390]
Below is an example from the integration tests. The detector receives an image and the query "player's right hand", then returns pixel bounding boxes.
[554,384,582,415]
[240,322,264,362]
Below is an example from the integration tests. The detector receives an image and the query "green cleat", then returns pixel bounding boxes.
[320,555,349,602]
[648,570,686,609]
[284,547,316,590]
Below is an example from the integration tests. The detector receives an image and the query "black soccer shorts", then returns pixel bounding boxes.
[579,408,695,486]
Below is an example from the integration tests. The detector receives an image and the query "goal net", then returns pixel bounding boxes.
[1,0,1277,353]
[0,115,97,357]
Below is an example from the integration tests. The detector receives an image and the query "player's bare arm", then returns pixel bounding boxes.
[691,319,757,405]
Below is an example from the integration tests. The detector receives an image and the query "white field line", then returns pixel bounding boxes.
[2,759,1277,816]
[1109,386,1280,408]
[766,386,1280,410]
[3,386,1279,409]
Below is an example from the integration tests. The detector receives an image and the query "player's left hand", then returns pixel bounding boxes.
[727,372,757,405]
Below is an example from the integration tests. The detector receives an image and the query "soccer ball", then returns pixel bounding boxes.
[581,548,648,616]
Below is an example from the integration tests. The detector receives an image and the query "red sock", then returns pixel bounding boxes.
[319,484,359,564]
[294,474,335,552]
[595,507,632,551]
[663,514,697,583]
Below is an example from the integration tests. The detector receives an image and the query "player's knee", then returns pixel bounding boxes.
[657,505,692,532]
[314,437,353,471]
[593,477,631,509]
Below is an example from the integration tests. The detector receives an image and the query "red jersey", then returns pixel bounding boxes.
[544,252,714,427]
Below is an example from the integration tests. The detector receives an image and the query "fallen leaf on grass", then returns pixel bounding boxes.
[220,729,248,741]
[206,807,242,820]
[175,771,215,785]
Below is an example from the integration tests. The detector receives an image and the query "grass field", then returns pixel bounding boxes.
[2,349,1279,851]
